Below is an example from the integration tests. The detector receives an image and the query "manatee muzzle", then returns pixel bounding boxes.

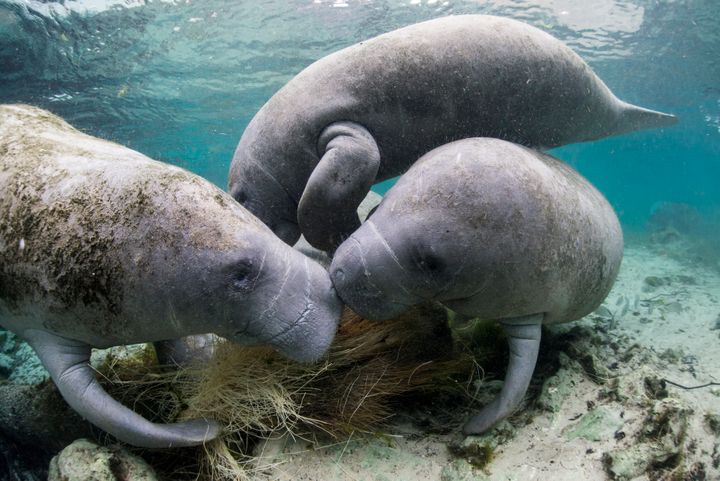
[330,230,418,321]
[260,256,342,363]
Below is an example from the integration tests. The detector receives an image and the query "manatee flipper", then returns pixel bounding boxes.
[298,121,381,252]
[463,314,543,435]
[25,329,221,448]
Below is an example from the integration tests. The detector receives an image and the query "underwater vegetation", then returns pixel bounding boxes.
[1,1,719,480]
[9,305,478,480]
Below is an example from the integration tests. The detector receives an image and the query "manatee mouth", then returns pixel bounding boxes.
[270,291,341,363]
[266,257,342,363]
[330,230,419,321]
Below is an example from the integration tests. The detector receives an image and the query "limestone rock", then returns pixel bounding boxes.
[48,439,157,481]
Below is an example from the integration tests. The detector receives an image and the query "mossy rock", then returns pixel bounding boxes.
[603,398,691,481]
[48,439,157,481]
[603,444,681,481]
[449,420,515,471]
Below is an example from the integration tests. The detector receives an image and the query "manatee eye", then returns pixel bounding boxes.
[410,244,444,273]
[231,259,256,292]
[419,253,443,272]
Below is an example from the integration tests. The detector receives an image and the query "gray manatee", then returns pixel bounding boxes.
[0,105,342,448]
[328,138,623,434]
[228,14,675,252]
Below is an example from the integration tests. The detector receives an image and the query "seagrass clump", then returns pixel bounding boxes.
[183,305,473,435]
[103,304,476,480]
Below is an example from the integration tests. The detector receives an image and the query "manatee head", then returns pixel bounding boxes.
[141,174,340,363]
[213,235,342,362]
[329,211,475,321]
[228,150,301,246]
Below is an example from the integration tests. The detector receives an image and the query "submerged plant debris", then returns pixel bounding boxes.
[100,305,477,480]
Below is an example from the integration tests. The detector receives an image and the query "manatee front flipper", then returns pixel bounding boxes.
[298,121,381,252]
[25,329,221,448]
[463,314,543,435]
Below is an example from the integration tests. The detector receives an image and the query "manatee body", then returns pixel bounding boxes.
[0,105,342,448]
[328,138,623,434]
[228,14,675,252]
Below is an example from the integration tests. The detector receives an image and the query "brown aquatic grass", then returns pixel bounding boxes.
[103,305,476,480]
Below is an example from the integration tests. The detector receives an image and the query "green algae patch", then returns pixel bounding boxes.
[563,406,624,442]
[448,420,515,473]
[447,442,494,470]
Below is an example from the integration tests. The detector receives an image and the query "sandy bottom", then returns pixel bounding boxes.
[246,238,720,481]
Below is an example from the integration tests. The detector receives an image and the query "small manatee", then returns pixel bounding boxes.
[330,138,623,434]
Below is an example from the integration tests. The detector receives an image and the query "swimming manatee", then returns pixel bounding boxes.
[228,14,675,252]
[328,138,623,434]
[0,105,342,448]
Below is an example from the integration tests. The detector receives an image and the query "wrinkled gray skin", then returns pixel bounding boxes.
[228,14,676,252]
[329,138,623,435]
[0,105,342,448]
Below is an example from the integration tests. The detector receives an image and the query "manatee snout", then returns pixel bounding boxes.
[269,266,342,363]
[330,228,416,321]
[235,245,342,363]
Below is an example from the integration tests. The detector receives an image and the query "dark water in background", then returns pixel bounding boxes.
[0,0,718,230]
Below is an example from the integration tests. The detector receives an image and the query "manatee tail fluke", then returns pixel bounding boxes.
[462,315,543,435]
[618,101,678,133]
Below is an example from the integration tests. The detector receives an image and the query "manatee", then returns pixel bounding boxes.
[0,105,342,448]
[328,138,623,434]
[228,14,675,252]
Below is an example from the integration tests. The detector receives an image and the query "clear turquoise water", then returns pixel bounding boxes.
[0,0,718,230]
